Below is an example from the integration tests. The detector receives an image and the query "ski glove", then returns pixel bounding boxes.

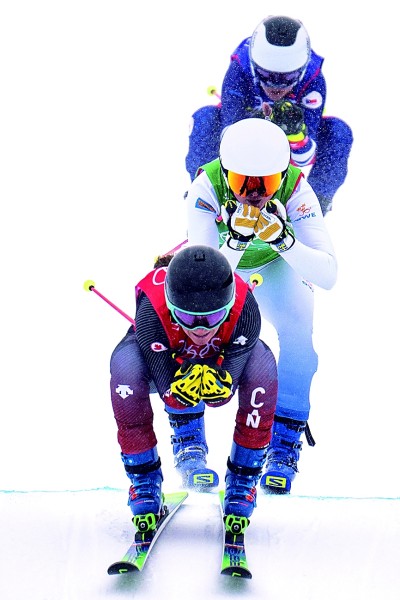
[271,99,307,141]
[169,361,203,407]
[254,200,295,252]
[200,365,233,405]
[221,201,260,250]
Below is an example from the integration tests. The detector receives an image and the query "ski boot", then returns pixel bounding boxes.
[260,416,307,494]
[168,411,219,490]
[224,441,267,520]
[121,447,164,527]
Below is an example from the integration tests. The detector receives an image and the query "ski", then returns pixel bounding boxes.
[107,491,188,575]
[219,490,252,579]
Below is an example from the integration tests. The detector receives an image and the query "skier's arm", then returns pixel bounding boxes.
[220,60,258,129]
[186,173,223,249]
[300,72,326,142]
[272,179,337,289]
[135,296,177,395]
[220,291,261,386]
[290,73,326,168]
[186,174,249,272]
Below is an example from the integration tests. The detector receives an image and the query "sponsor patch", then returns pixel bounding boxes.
[151,342,168,352]
[115,384,133,399]
[195,198,217,213]
[296,203,312,216]
[233,335,248,346]
[301,91,323,109]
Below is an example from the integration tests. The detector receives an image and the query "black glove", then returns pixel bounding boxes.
[200,365,233,405]
[271,100,306,137]
[170,361,203,407]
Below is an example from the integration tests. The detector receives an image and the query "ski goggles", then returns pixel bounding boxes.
[255,67,304,89]
[227,170,283,198]
[167,299,234,330]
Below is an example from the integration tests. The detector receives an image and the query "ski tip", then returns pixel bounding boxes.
[221,566,252,579]
[107,562,139,575]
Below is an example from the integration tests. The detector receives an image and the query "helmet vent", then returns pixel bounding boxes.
[193,250,206,262]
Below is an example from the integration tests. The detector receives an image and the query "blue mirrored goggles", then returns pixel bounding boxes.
[256,67,304,89]
[167,299,234,330]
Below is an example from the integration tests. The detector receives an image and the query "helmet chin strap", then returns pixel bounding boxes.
[278,167,288,190]
[220,166,236,205]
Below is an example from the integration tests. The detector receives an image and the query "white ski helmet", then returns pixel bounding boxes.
[219,118,290,176]
[250,16,310,75]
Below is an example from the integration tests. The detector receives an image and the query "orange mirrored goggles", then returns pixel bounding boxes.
[227,171,283,198]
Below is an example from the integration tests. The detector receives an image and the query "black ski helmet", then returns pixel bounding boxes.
[165,245,235,314]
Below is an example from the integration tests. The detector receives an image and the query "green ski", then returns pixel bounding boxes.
[219,490,252,579]
[107,491,188,574]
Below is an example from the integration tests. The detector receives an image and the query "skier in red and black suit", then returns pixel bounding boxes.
[110,245,277,525]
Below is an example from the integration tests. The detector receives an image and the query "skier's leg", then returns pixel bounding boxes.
[110,327,163,516]
[239,258,317,494]
[122,448,163,517]
[261,415,308,494]
[224,339,277,518]
[165,404,219,490]
[307,116,353,215]
[224,443,267,519]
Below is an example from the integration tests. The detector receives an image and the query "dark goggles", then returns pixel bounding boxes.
[173,307,229,330]
[256,67,304,89]
[166,296,235,331]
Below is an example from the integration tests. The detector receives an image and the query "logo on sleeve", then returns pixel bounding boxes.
[296,203,312,216]
[151,342,168,352]
[195,198,217,213]
[115,384,133,399]
[293,202,317,222]
[233,335,248,346]
[301,91,323,109]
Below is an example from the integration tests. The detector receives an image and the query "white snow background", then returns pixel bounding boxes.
[1,2,399,599]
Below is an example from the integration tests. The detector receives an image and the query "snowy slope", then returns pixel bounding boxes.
[1,489,399,600]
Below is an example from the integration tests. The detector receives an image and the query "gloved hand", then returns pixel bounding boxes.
[200,365,233,405]
[254,200,295,251]
[221,202,260,250]
[169,361,204,407]
[271,100,307,141]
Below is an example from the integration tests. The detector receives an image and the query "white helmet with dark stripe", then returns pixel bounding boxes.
[250,16,310,87]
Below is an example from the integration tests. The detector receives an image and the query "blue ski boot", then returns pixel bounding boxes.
[260,416,307,494]
[168,411,219,490]
[224,442,267,519]
[121,447,164,517]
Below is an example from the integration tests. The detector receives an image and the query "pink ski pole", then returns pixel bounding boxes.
[207,86,221,101]
[83,280,135,325]
[159,239,187,257]
[84,240,188,323]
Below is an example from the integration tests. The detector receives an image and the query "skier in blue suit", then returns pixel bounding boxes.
[186,15,353,216]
